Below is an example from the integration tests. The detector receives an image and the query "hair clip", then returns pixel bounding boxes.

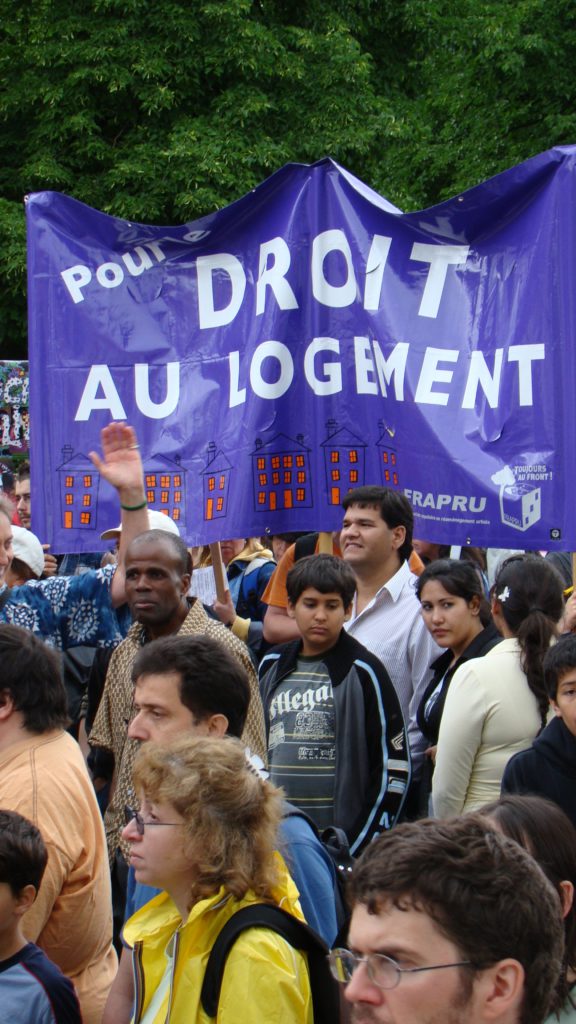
[497,586,511,602]
[244,748,269,781]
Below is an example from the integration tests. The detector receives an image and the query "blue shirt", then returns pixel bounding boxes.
[0,942,82,1024]
[0,565,126,650]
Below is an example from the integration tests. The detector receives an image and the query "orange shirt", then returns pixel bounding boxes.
[0,730,117,1024]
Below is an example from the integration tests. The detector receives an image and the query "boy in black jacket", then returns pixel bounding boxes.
[259,554,411,855]
[501,634,576,827]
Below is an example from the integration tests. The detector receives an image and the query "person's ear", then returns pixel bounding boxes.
[550,698,563,718]
[287,602,297,620]
[559,880,574,918]
[205,714,229,738]
[469,595,481,616]
[343,603,353,623]
[180,573,191,595]
[0,690,15,722]
[390,525,406,551]
[476,959,524,1021]
[14,884,37,917]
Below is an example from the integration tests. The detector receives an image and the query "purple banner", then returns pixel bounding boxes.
[26,149,576,549]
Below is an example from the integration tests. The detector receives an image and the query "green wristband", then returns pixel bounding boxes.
[120,500,148,511]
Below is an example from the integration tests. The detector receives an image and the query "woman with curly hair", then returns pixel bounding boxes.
[121,736,313,1023]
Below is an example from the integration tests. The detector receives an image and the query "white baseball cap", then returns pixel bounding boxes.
[100,508,180,541]
[11,525,44,579]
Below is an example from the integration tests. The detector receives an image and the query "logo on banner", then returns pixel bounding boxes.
[491,464,548,532]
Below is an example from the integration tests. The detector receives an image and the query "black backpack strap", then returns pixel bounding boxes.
[0,586,11,613]
[294,533,319,562]
[200,903,340,1022]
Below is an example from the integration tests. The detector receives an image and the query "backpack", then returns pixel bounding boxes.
[228,557,272,620]
[294,533,319,562]
[200,903,342,1023]
[282,803,354,941]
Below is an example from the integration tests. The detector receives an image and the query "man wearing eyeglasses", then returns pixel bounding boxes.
[329,815,563,1024]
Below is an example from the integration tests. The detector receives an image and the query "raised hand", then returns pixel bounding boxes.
[89,422,144,500]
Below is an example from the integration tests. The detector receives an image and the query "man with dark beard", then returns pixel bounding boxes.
[328,816,563,1024]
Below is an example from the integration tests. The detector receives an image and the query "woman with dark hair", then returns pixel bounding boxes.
[482,794,576,1022]
[416,559,500,750]
[433,555,564,816]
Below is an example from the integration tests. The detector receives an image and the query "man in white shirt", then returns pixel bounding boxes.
[341,486,440,776]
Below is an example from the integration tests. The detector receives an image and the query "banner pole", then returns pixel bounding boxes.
[209,542,228,602]
[318,532,333,554]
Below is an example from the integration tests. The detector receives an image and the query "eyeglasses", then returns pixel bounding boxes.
[124,805,183,836]
[327,949,475,989]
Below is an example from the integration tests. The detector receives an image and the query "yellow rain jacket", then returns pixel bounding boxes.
[123,854,313,1023]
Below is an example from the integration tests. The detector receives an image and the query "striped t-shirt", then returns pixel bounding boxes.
[267,656,336,829]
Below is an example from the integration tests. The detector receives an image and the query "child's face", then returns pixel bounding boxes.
[288,587,351,656]
[0,880,35,943]
[551,668,576,738]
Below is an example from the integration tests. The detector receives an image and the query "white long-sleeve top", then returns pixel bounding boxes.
[432,637,542,817]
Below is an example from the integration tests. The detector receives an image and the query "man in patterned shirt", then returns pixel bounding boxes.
[89,529,266,871]
[0,422,149,649]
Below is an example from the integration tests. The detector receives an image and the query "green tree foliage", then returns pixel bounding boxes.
[383,0,576,207]
[1,0,576,356]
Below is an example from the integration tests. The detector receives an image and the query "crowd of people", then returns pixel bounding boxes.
[0,421,575,1023]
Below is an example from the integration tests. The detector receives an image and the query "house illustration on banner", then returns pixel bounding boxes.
[251,433,312,512]
[202,443,232,521]
[58,445,100,531]
[321,420,366,505]
[144,453,187,526]
[376,421,400,488]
